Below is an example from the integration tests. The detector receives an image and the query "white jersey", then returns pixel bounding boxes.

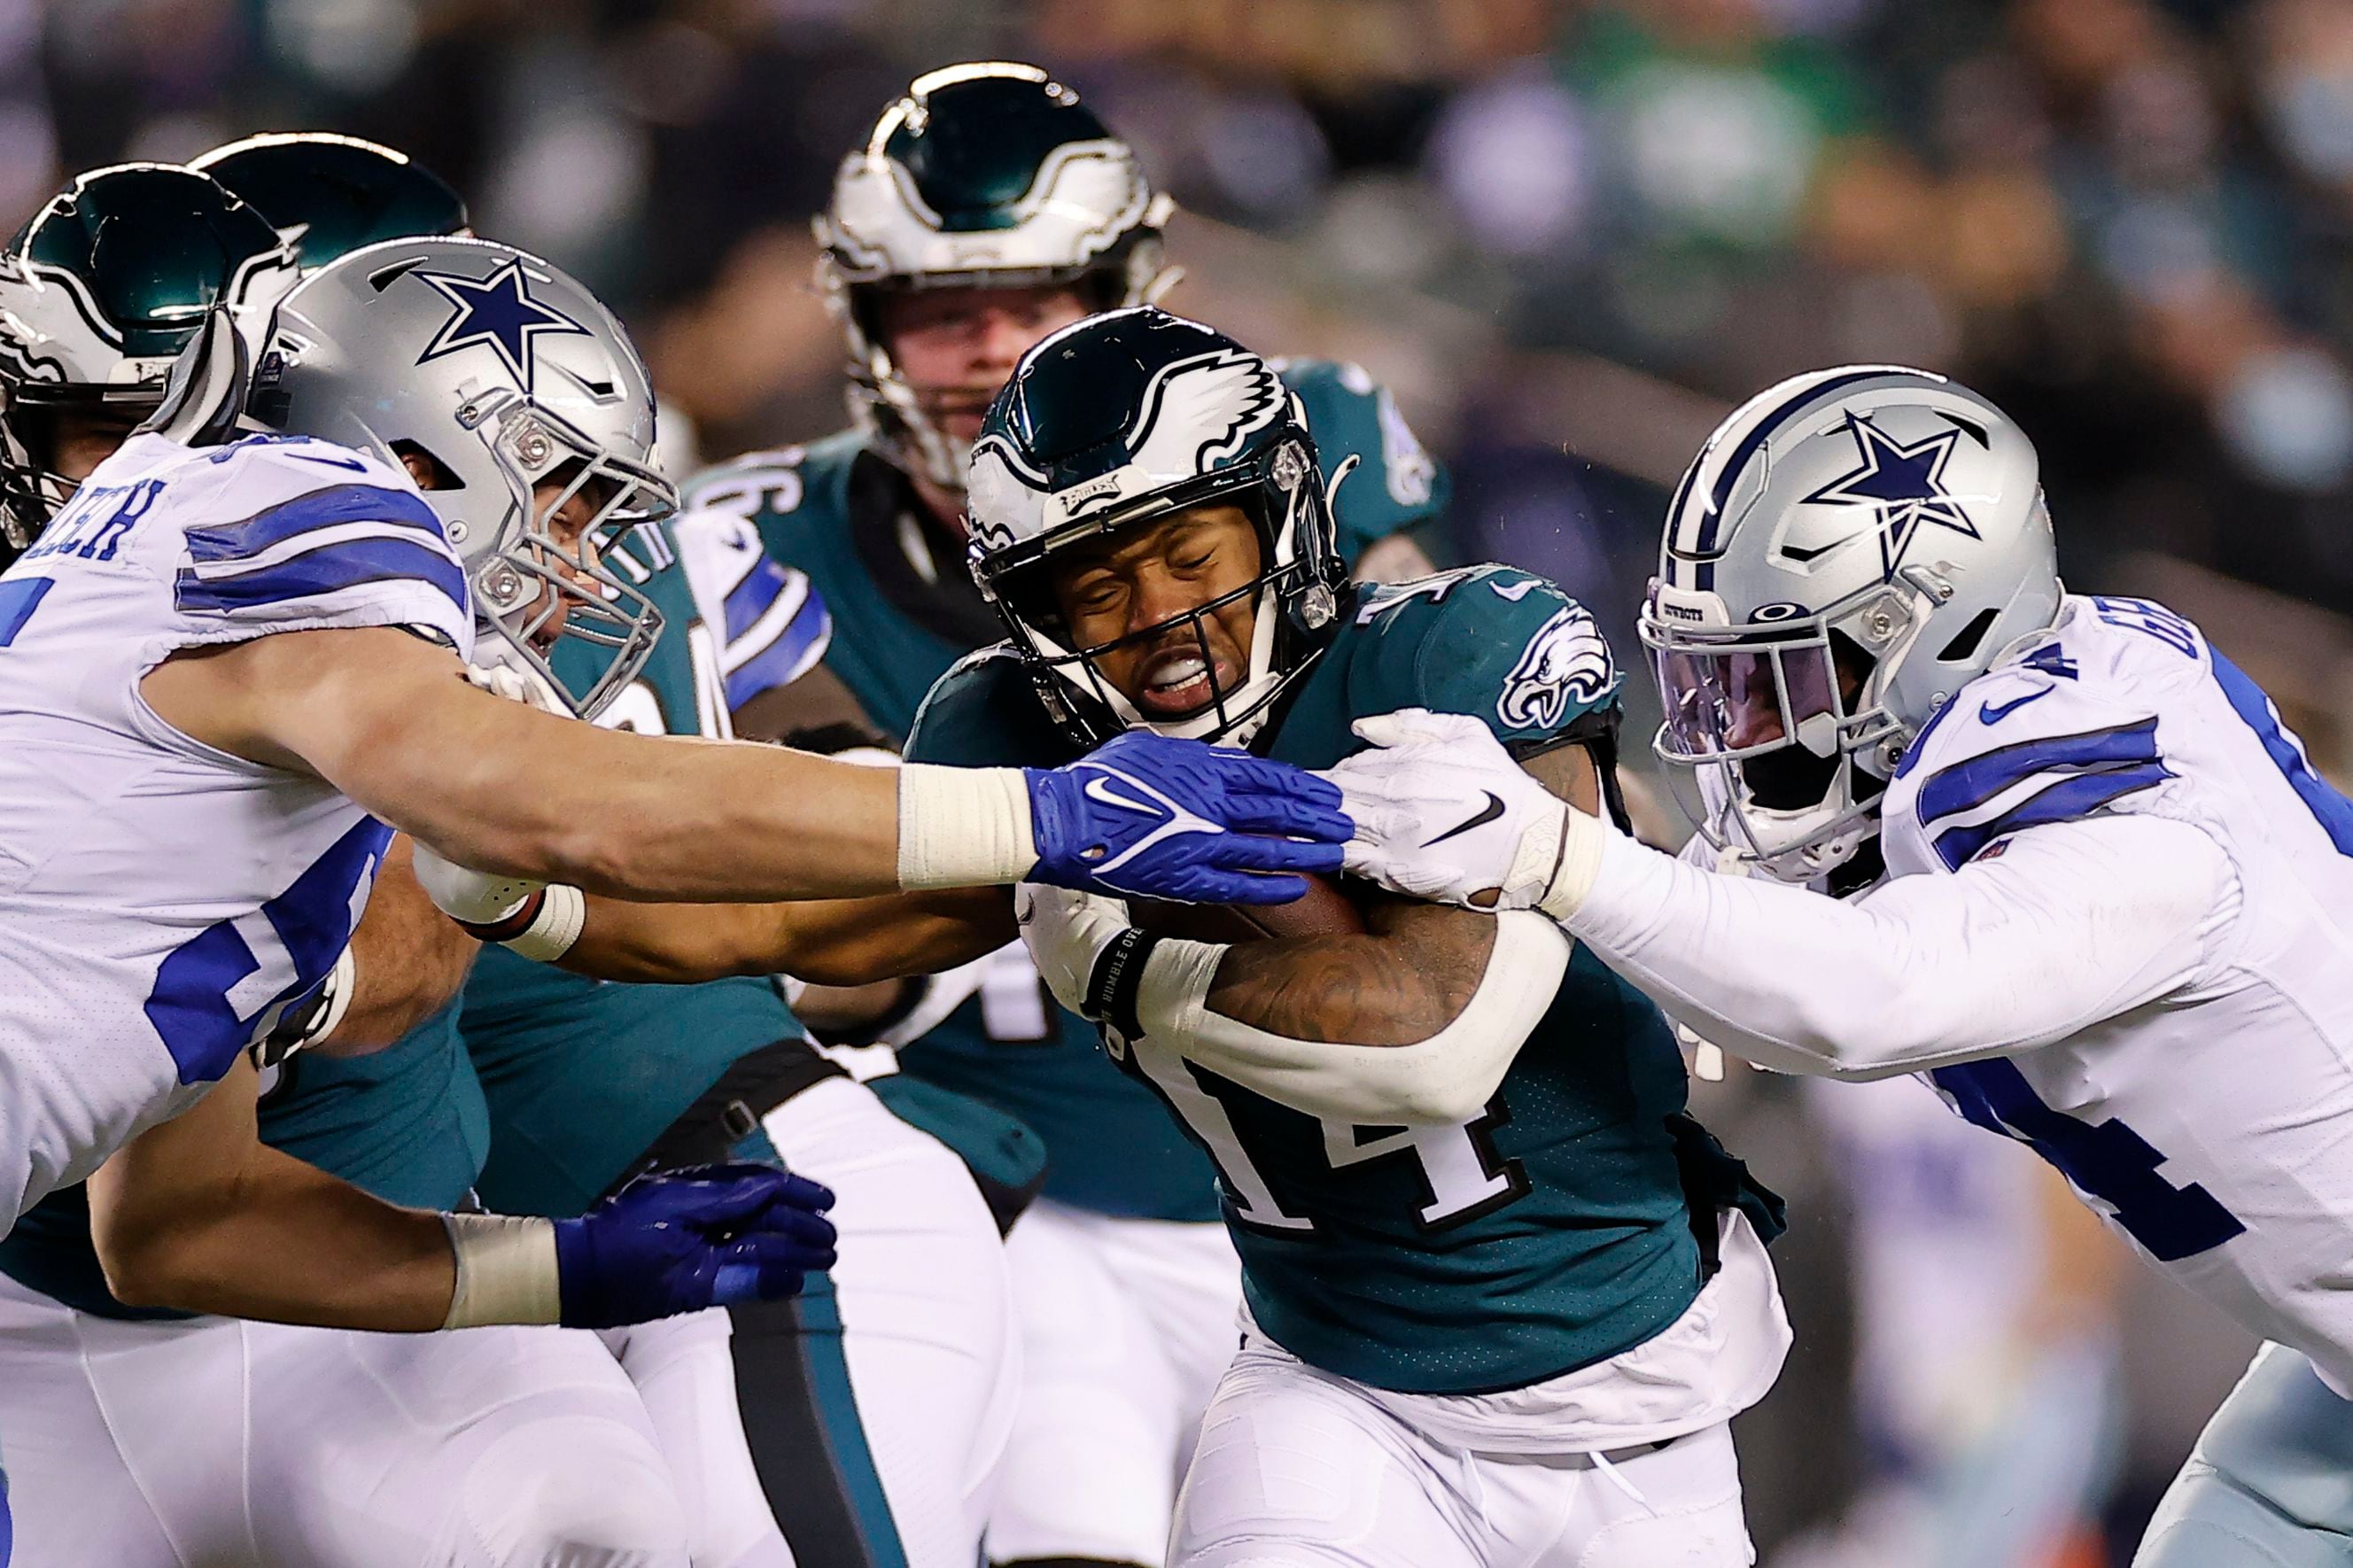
[0,431,473,1230]
[1574,590,2353,1393]
[1880,592,2353,1387]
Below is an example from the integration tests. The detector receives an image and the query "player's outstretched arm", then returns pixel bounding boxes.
[553,886,1015,986]
[140,626,1350,906]
[1022,746,1596,1126]
[1329,710,2233,1079]
[87,1057,837,1330]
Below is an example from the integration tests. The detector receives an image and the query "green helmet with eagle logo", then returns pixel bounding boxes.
[816,61,1174,494]
[192,131,470,274]
[0,163,299,558]
[966,307,1348,749]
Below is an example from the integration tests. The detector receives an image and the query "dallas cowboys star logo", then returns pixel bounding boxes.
[1803,412,1981,574]
[412,256,589,394]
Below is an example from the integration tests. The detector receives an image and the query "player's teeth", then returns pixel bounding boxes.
[1152,657,1207,690]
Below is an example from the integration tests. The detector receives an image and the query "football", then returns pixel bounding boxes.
[1128,872,1370,944]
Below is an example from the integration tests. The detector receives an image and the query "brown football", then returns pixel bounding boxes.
[1130,872,1369,943]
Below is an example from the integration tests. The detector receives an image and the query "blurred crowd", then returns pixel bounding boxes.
[14,0,2336,1562]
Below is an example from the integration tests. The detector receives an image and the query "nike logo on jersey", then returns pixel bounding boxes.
[1423,791,1505,847]
[1979,688,2056,725]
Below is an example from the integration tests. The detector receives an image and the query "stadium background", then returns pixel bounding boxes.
[13,0,2331,1560]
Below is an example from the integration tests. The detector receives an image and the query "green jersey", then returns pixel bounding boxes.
[456,522,822,1218]
[678,360,1448,1223]
[907,565,1779,1394]
[0,998,488,1319]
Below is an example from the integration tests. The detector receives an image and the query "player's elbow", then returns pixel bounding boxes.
[90,1220,211,1312]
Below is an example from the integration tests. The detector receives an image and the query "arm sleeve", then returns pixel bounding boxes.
[1563,813,2237,1080]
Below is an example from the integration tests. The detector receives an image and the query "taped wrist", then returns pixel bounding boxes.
[458,884,586,963]
[440,1212,561,1328]
[897,764,1035,889]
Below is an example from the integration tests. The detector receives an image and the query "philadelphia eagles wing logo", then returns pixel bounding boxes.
[1124,349,1285,477]
[1498,604,1616,731]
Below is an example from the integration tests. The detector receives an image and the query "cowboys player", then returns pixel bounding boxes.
[0,153,743,1568]
[956,308,1790,1568]
[1332,364,2353,1568]
[0,203,1343,1387]
[676,64,1449,1564]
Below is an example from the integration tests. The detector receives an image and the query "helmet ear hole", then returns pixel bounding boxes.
[389,438,463,491]
[1934,605,2001,664]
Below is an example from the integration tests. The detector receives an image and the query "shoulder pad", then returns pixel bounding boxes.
[1887,613,2178,873]
[1277,357,1446,544]
[1347,565,1618,745]
[906,643,1064,767]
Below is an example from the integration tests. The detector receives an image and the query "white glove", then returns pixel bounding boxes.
[1318,709,1608,920]
[1014,882,1134,1018]
[411,839,543,926]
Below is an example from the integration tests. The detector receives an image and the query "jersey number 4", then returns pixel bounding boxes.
[1128,1043,1530,1234]
[1930,1059,2244,1261]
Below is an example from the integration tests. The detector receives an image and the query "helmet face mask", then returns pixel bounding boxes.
[818,61,1175,493]
[1646,366,2063,881]
[967,308,1345,749]
[254,237,674,719]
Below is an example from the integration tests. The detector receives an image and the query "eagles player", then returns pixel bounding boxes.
[191,130,472,269]
[1334,365,2353,1568]
[676,65,1450,1564]
[963,308,1791,1568]
[441,519,1029,1568]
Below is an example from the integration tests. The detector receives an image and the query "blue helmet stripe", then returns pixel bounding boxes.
[1930,760,2171,870]
[1915,718,2160,825]
[1674,369,1896,592]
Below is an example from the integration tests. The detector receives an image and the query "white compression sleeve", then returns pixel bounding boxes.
[1562,813,2235,1081]
[1130,912,1573,1124]
[895,764,1036,889]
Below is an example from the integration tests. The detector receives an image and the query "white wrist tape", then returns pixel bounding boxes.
[1132,912,1573,1125]
[896,764,1035,889]
[501,884,586,963]
[1530,804,1609,923]
[440,1212,561,1328]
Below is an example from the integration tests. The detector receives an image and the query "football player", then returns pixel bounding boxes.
[506,307,1786,1567]
[1331,365,2353,1568]
[0,152,757,1568]
[0,200,1342,1486]
[674,63,1451,1565]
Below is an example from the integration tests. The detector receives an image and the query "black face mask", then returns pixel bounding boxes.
[1738,742,1840,811]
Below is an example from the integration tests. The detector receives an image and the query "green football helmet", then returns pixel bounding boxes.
[191,131,470,272]
[816,61,1175,493]
[967,307,1347,748]
[0,164,299,560]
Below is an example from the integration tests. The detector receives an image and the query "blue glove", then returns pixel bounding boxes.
[1025,729,1351,905]
[552,1162,836,1329]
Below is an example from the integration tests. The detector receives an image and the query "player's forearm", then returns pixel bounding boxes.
[1562,815,2229,1079]
[92,1145,460,1328]
[86,1064,460,1329]
[560,888,1012,985]
[315,840,479,1054]
[1204,903,1494,1046]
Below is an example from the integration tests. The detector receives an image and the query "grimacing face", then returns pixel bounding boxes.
[1045,501,1262,722]
[871,282,1093,447]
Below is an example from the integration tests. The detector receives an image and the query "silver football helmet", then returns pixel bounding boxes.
[1643,365,2062,880]
[815,61,1175,493]
[248,236,672,718]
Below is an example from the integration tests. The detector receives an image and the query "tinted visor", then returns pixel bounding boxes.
[1652,634,1840,763]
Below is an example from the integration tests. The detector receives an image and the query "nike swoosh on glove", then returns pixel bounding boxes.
[1317,709,1607,918]
[1025,729,1351,905]
[553,1163,837,1329]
